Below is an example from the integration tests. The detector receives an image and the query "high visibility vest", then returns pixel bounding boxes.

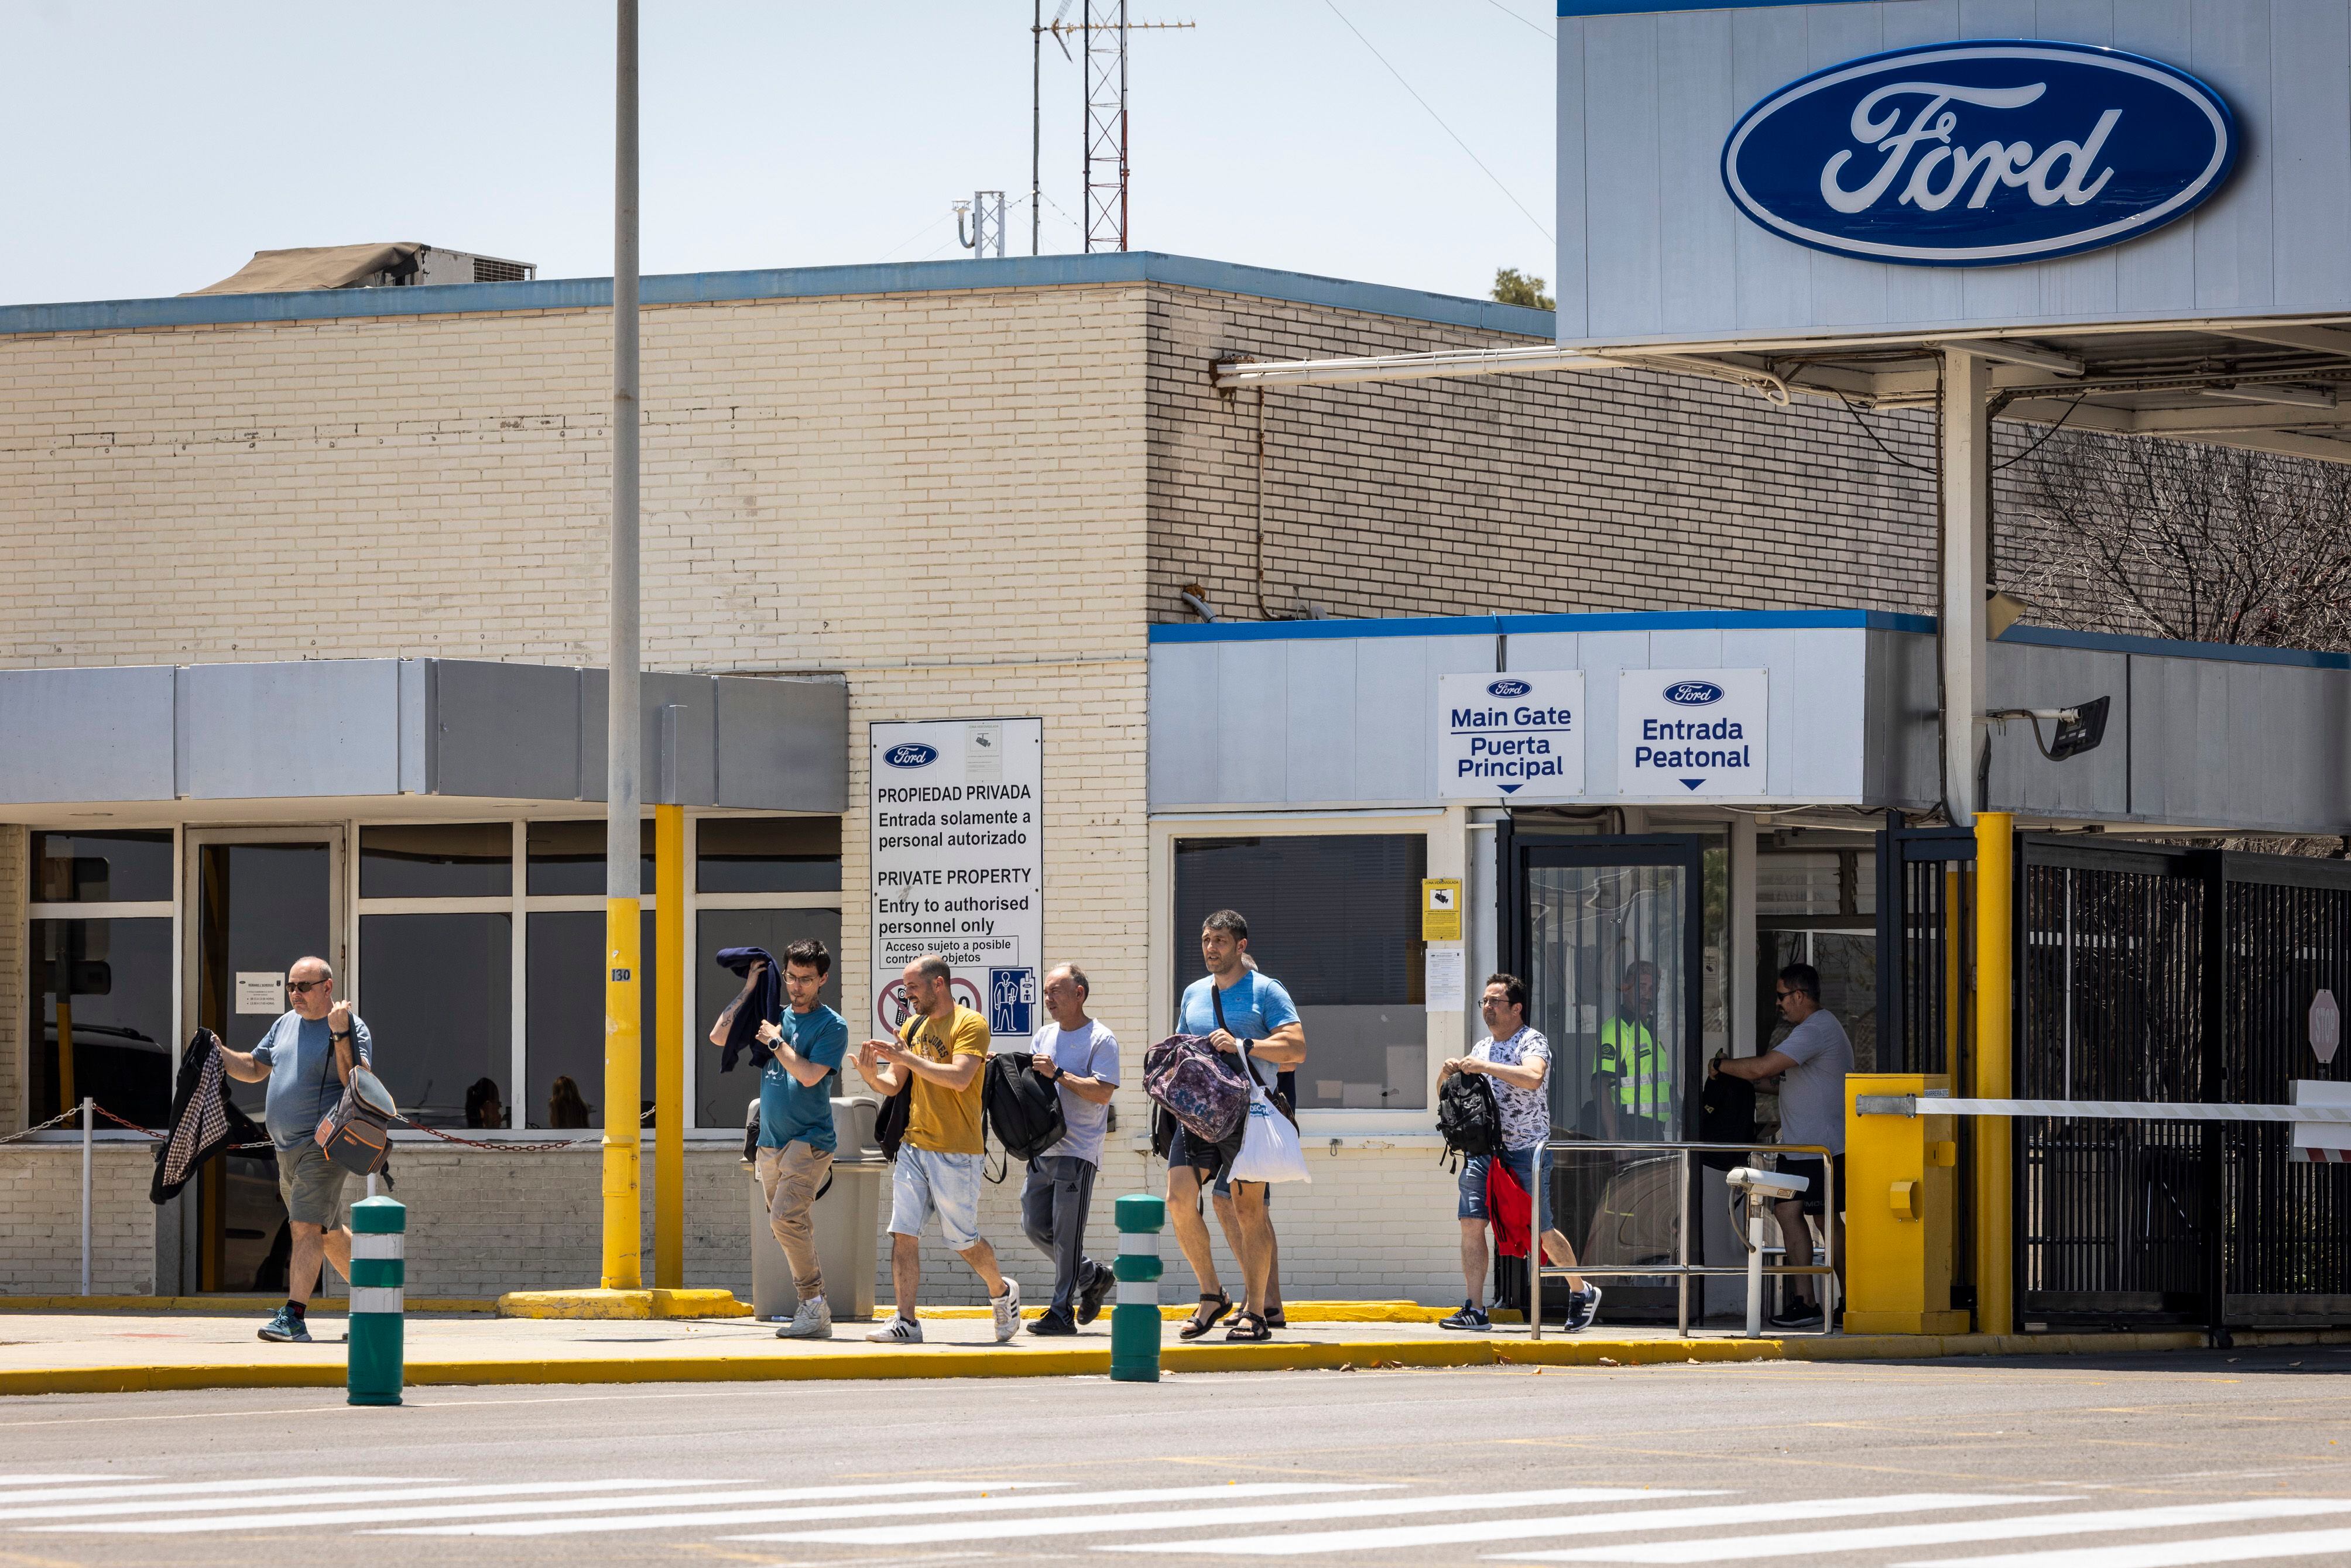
[1596,1017,1668,1113]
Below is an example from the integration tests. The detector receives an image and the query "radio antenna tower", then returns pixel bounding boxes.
[1032,0,1195,255]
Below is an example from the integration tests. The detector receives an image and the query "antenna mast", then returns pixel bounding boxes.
[1082,0,1128,252]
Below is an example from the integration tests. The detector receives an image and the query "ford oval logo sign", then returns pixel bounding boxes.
[1486,679,1531,699]
[1722,40,2235,267]
[882,743,938,769]
[1664,681,1723,707]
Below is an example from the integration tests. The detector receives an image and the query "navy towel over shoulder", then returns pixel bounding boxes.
[714,946,781,1073]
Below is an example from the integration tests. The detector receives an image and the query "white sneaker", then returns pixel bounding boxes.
[866,1314,924,1344]
[776,1296,832,1340]
[991,1278,1022,1343]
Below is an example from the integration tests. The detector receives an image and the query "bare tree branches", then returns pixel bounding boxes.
[2000,431,2351,652]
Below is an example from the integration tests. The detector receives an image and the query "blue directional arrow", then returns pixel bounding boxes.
[1680,778,1705,790]
[1499,783,1522,794]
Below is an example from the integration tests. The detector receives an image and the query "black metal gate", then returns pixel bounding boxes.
[2016,839,2351,1332]
[1874,819,1978,1312]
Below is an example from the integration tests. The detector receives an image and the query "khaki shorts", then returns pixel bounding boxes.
[276,1140,349,1229]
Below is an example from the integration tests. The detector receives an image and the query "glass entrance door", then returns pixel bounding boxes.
[1503,829,1705,1321]
[183,829,343,1293]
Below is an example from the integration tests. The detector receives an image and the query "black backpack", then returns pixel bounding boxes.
[1437,1071,1507,1166]
[983,1051,1068,1163]
[873,1017,919,1162]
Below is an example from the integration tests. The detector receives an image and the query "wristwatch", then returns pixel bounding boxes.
[1045,1061,1064,1081]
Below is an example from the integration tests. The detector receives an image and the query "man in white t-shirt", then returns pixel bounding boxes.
[1713,960,1853,1327]
[1437,973,1601,1333]
[1020,963,1121,1336]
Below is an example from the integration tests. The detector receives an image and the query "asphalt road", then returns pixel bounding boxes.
[1,1347,2346,1568]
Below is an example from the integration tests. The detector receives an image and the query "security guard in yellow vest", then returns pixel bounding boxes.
[1594,960,1670,1139]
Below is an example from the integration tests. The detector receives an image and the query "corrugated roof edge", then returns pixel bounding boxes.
[1150,611,2351,669]
[0,252,1557,340]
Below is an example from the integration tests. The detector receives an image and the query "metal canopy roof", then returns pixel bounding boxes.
[1214,315,2351,466]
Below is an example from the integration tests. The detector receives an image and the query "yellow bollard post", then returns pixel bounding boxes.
[653,804,685,1291]
[1844,1073,1969,1334]
[1973,812,2014,1336]
[603,895,643,1290]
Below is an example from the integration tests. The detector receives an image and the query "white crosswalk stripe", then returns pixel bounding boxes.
[1508,1499,2351,1564]
[0,1475,397,1508]
[373,1481,1370,1539]
[1900,1525,2351,1568]
[1116,1491,2058,1558]
[23,1477,801,1530]
[745,1488,1722,1549]
[30,1480,1049,1535]
[0,1476,154,1488]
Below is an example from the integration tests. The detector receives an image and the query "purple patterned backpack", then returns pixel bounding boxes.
[1143,1034,1253,1142]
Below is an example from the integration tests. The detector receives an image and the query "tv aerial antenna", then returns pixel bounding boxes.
[1031,0,1195,254]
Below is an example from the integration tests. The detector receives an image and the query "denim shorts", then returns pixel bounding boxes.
[1457,1144,1553,1222]
[889,1144,985,1250]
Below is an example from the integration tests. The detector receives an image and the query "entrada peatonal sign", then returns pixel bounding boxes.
[1722,40,2236,267]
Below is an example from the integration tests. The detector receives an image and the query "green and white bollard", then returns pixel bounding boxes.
[347,1195,405,1406]
[1110,1192,1164,1384]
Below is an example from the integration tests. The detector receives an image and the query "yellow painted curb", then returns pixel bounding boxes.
[910,1299,1450,1323]
[11,1325,2346,1400]
[0,1296,496,1315]
[494,1289,752,1320]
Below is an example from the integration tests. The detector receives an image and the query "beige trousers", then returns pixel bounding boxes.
[755,1142,834,1301]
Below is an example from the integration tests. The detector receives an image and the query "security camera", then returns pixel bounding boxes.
[1725,1165,1809,1199]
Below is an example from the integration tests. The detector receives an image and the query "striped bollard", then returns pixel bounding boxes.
[1110,1192,1164,1384]
[348,1195,406,1406]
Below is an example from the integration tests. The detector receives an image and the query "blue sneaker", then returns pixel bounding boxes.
[1439,1301,1490,1331]
[1564,1284,1603,1332]
[256,1306,310,1344]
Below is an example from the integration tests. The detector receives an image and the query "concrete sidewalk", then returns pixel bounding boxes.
[4,1303,2347,1396]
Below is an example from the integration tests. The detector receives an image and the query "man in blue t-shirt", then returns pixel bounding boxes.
[1168,908,1304,1344]
[741,938,849,1339]
[217,955,373,1346]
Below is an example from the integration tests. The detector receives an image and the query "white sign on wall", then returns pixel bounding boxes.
[869,718,1044,1042]
[1437,671,1586,799]
[1617,670,1768,797]
[234,972,284,1015]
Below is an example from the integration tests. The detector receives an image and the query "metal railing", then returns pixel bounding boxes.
[1527,1139,1838,1339]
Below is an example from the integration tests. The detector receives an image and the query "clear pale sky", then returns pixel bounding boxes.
[1,0,1557,306]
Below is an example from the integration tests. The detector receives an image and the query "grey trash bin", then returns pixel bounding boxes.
[747,1095,885,1323]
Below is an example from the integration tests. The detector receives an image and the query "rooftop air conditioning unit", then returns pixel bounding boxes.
[187,243,539,296]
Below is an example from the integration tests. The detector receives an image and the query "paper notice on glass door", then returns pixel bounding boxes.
[235,973,283,1014]
[1424,944,1465,1012]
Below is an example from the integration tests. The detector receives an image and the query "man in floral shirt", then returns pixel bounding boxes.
[1437,973,1602,1332]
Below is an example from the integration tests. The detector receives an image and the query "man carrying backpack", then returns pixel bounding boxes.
[1168,909,1304,1344]
[742,939,849,1340]
[1438,972,1602,1333]
[1020,963,1120,1336]
[853,952,1021,1344]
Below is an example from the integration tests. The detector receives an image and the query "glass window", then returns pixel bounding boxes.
[360,824,512,899]
[525,911,656,1129]
[695,908,845,1128]
[526,820,656,897]
[1757,852,1844,917]
[357,913,512,1127]
[696,818,842,894]
[1173,836,1428,1112]
[29,917,175,1127]
[30,831,172,904]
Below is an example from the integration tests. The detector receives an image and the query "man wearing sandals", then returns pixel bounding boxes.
[855,952,1022,1344]
[1168,910,1304,1344]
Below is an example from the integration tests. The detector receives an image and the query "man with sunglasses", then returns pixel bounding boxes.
[218,956,373,1344]
[1712,962,1851,1327]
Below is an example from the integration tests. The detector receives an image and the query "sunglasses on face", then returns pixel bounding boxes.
[287,979,330,995]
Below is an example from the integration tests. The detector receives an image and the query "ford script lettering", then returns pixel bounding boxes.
[1721,40,2235,267]
[1664,681,1723,707]
[882,743,939,769]
[1487,678,1531,699]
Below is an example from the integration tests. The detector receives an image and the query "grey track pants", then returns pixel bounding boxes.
[1020,1155,1103,1313]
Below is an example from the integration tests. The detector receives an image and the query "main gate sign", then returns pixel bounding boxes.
[1722,41,2237,267]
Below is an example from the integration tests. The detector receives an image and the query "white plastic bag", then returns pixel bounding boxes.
[1229,1085,1310,1185]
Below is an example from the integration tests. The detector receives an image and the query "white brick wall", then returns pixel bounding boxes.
[0,1147,155,1295]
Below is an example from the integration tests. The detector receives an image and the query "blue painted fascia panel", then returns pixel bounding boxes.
[1151,615,1506,644]
[1995,623,2351,673]
[1559,2,1863,15]
[0,252,1556,341]
[1150,609,1933,644]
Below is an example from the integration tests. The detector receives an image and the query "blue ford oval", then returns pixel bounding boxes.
[1487,678,1531,699]
[1664,681,1724,707]
[882,743,939,768]
[1721,40,2235,267]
